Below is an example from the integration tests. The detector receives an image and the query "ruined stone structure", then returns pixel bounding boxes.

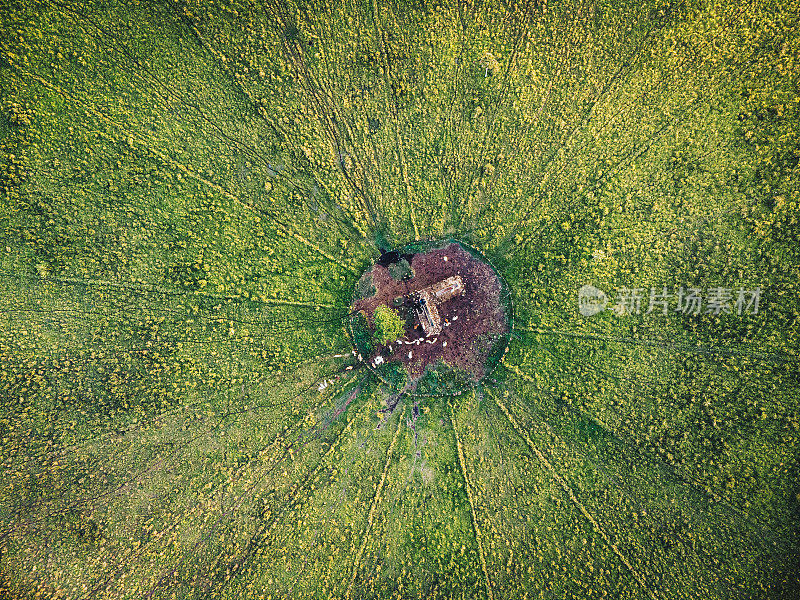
[414,275,464,336]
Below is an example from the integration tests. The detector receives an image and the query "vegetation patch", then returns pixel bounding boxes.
[1,1,798,598]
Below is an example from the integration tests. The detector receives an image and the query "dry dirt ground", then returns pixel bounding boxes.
[352,242,509,384]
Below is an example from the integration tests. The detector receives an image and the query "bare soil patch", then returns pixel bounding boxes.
[349,240,510,394]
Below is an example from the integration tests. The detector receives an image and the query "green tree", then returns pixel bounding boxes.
[388,258,414,281]
[373,305,404,344]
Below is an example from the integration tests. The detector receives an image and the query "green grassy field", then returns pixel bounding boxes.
[1,0,799,598]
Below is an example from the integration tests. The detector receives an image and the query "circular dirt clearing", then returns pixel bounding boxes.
[347,239,511,395]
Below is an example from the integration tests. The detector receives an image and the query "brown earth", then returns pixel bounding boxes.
[352,242,508,384]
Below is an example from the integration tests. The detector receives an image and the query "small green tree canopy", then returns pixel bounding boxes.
[355,273,376,300]
[373,305,404,344]
[388,258,414,281]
